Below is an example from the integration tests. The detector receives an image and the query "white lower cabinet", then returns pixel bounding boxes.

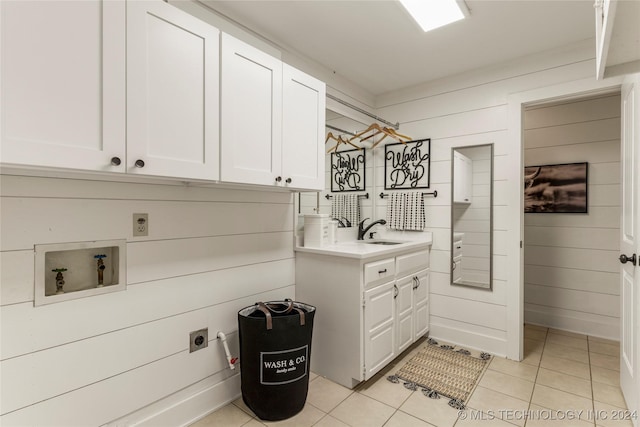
[395,274,416,354]
[364,281,396,379]
[296,246,430,389]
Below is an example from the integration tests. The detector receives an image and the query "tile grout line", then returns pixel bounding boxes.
[524,326,548,427]
[588,336,597,427]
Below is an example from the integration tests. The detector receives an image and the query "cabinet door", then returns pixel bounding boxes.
[453,151,472,203]
[221,33,282,186]
[1,0,125,172]
[364,281,396,379]
[127,0,219,180]
[396,275,415,354]
[414,269,430,339]
[281,64,325,190]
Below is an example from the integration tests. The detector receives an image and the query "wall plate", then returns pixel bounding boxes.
[133,213,148,237]
[189,328,208,353]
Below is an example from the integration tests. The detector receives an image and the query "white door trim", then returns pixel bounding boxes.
[505,76,624,361]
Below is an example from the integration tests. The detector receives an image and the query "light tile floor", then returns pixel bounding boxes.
[192,325,635,427]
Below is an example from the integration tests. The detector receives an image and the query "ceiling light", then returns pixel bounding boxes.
[398,0,469,32]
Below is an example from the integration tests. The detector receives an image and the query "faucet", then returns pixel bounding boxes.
[358,218,387,240]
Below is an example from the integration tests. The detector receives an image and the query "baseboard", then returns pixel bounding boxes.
[429,322,507,358]
[103,370,241,427]
[525,305,619,340]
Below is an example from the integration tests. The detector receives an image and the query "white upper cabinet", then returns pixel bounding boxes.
[282,65,326,190]
[221,33,283,187]
[221,34,326,190]
[453,150,472,203]
[127,0,220,180]
[0,0,126,172]
[1,1,325,189]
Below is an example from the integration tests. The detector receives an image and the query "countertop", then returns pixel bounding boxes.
[295,235,432,259]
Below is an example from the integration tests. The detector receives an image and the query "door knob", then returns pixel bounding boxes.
[619,253,637,266]
[110,156,121,166]
[275,176,282,182]
[134,159,145,168]
[286,177,292,184]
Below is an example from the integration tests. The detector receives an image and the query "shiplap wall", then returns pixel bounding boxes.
[523,94,621,339]
[0,175,295,426]
[372,40,598,356]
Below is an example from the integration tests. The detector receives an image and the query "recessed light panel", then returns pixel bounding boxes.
[399,0,468,32]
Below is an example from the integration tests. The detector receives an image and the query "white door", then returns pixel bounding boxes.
[396,275,415,354]
[0,0,125,172]
[127,0,219,180]
[621,75,640,425]
[220,33,283,186]
[282,64,326,190]
[364,281,396,379]
[414,269,430,339]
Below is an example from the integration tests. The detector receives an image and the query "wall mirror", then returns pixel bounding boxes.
[451,144,493,290]
[297,108,372,227]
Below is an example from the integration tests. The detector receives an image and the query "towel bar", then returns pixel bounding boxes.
[379,191,437,199]
[325,193,369,200]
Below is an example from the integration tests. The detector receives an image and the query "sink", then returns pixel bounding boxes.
[361,240,403,245]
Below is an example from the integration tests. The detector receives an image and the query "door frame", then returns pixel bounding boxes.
[506,76,625,361]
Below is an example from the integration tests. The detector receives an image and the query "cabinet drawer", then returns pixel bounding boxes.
[364,258,395,287]
[396,250,429,276]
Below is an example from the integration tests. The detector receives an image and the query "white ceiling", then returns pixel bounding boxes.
[201,0,596,96]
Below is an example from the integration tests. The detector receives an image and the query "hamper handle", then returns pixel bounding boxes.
[255,300,305,330]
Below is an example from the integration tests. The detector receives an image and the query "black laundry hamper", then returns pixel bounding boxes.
[238,299,316,421]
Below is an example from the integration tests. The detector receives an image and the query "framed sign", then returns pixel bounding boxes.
[331,149,366,192]
[524,162,588,213]
[384,139,431,190]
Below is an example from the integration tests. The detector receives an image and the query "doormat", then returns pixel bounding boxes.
[387,339,491,410]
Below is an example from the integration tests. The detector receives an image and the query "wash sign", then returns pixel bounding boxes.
[260,345,308,385]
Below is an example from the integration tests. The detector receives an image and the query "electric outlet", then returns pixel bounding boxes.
[189,328,208,353]
[133,213,148,237]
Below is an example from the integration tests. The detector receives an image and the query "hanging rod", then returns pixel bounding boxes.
[327,93,400,130]
[326,124,357,136]
[325,193,369,200]
[379,191,438,199]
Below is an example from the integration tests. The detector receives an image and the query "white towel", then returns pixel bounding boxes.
[404,192,425,231]
[386,192,426,231]
[386,193,406,230]
[331,194,360,227]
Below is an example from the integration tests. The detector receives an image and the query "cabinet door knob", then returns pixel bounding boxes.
[110,156,121,166]
[135,159,145,168]
[275,176,282,182]
[619,253,637,266]
[286,177,292,184]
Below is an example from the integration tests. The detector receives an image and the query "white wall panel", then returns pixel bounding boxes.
[0,250,34,305]
[1,287,292,416]
[525,264,619,295]
[0,174,296,425]
[524,117,620,149]
[2,259,294,359]
[368,40,601,358]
